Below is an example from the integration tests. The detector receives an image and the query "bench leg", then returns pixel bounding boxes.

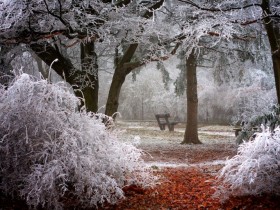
[169,125,174,131]
[235,130,240,137]
[160,125,165,130]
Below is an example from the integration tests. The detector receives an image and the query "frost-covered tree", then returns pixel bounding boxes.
[0,0,166,113]
[0,73,155,209]
[162,0,247,143]
[160,0,279,144]
[104,0,178,117]
[204,35,276,124]
[175,0,280,100]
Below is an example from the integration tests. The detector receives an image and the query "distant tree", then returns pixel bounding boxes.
[118,58,185,121]
[176,0,280,99]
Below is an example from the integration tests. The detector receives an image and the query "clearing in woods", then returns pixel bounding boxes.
[117,121,237,170]
[112,121,280,210]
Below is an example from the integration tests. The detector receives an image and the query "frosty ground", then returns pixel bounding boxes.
[112,121,280,210]
[117,121,237,172]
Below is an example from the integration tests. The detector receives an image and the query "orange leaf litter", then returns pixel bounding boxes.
[106,167,280,210]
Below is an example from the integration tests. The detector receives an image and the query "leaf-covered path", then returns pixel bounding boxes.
[111,122,280,210]
[108,168,280,210]
[112,167,220,210]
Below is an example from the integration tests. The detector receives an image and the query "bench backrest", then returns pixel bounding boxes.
[155,113,178,131]
[155,113,170,118]
[155,113,171,125]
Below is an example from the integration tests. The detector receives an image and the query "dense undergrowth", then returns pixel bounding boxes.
[0,74,155,209]
[217,126,280,200]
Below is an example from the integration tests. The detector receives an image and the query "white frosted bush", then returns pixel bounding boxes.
[0,73,154,209]
[217,126,280,200]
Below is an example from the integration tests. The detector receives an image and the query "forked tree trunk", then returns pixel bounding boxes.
[105,44,138,117]
[181,50,202,144]
[262,0,280,104]
[104,1,165,118]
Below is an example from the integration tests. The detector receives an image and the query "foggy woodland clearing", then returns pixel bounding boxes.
[118,121,236,167]
[0,0,280,209]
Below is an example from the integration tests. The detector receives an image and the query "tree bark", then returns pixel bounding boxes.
[105,43,138,117]
[105,66,126,117]
[33,53,48,79]
[262,0,280,104]
[181,50,202,144]
[80,42,99,112]
[30,42,99,112]
[0,45,14,86]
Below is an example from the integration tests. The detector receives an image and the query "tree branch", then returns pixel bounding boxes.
[177,0,262,12]
[30,42,77,84]
[123,42,180,74]
[143,0,164,19]
[42,0,72,31]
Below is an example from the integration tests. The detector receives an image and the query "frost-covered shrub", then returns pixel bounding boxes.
[216,126,280,200]
[0,74,154,209]
[235,104,280,144]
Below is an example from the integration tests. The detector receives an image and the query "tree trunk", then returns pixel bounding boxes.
[33,53,48,79]
[30,42,75,82]
[30,42,99,112]
[105,66,126,117]
[105,43,138,117]
[0,45,14,86]
[181,50,202,144]
[80,42,99,112]
[262,0,280,104]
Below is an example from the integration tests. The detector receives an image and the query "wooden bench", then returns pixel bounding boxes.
[233,128,242,137]
[233,127,258,137]
[155,113,178,131]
